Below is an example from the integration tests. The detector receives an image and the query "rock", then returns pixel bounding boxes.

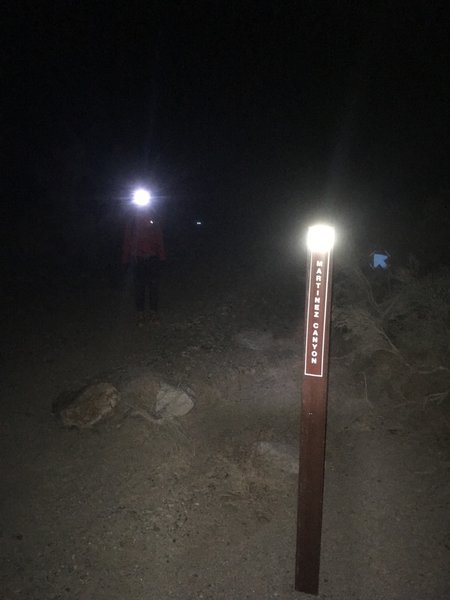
[120,375,194,422]
[59,382,119,428]
[253,441,298,474]
[155,383,194,418]
[122,374,159,405]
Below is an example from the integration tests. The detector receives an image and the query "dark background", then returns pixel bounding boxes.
[1,1,449,276]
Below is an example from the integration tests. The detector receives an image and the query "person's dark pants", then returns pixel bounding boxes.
[133,257,161,312]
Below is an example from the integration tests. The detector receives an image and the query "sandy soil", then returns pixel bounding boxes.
[1,249,449,600]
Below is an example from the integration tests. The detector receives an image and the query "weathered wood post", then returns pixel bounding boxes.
[295,224,335,595]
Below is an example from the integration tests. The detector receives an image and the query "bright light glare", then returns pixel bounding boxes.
[307,224,335,252]
[196,221,202,226]
[132,188,151,207]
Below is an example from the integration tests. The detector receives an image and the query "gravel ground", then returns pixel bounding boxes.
[1,248,449,600]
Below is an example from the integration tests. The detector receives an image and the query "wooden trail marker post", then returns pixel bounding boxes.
[295,224,335,595]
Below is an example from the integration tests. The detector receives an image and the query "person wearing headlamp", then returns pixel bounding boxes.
[122,189,166,326]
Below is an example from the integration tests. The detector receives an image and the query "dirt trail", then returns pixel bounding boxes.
[1,256,449,600]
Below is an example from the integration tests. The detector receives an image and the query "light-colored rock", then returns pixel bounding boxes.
[60,382,119,428]
[155,383,194,418]
[120,375,194,423]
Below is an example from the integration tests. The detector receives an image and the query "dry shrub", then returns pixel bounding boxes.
[332,251,450,371]
[384,267,450,365]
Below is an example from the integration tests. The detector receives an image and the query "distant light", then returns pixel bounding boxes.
[196,221,203,226]
[307,224,335,253]
[132,188,151,207]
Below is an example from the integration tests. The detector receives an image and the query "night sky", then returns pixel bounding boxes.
[2,1,449,263]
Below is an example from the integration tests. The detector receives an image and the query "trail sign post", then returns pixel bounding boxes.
[295,224,335,595]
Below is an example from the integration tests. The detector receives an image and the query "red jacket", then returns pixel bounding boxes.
[122,215,166,264]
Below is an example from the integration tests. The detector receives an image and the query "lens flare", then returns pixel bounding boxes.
[132,188,151,207]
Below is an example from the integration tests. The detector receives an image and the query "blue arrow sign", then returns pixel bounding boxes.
[370,251,390,270]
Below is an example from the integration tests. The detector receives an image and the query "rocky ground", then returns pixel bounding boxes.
[1,242,449,600]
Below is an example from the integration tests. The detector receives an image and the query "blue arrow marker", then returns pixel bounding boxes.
[372,252,389,269]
